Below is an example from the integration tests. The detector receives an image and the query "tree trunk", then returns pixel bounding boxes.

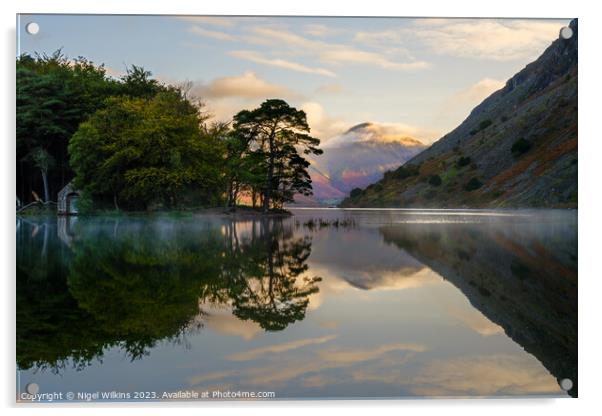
[263,136,275,213]
[232,183,239,211]
[40,169,49,202]
[113,194,120,211]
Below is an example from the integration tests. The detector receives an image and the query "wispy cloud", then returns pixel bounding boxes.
[177,16,237,27]
[317,343,427,363]
[315,84,344,95]
[226,335,337,361]
[415,19,564,61]
[250,26,430,71]
[366,19,564,62]
[452,77,505,104]
[303,23,340,37]
[188,25,238,41]
[229,50,337,77]
[410,355,561,396]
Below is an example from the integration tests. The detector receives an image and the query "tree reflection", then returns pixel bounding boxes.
[216,220,321,331]
[16,216,320,372]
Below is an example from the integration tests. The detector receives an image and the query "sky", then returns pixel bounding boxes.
[18,14,570,144]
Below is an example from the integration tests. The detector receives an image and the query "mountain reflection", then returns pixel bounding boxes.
[378,216,577,397]
[16,216,321,372]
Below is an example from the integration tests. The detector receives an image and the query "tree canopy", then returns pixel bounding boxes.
[232,99,323,212]
[69,90,223,210]
[17,52,323,212]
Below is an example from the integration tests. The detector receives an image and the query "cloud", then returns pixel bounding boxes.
[303,24,339,37]
[410,355,562,396]
[317,343,427,364]
[447,306,504,337]
[248,27,429,72]
[436,78,505,124]
[229,50,337,77]
[202,305,262,340]
[226,335,337,361]
[300,102,351,141]
[355,19,564,62]
[315,84,344,94]
[194,71,295,99]
[188,25,238,41]
[177,16,237,27]
[452,78,505,105]
[410,19,564,61]
[188,338,426,390]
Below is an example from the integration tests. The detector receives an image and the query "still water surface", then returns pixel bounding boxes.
[16,209,577,400]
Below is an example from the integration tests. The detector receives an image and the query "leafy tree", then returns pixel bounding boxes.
[233,99,323,212]
[69,90,222,210]
[219,125,266,210]
[118,65,163,99]
[16,51,118,203]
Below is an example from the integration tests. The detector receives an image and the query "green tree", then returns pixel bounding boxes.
[219,125,266,210]
[118,65,163,99]
[16,51,118,203]
[69,90,222,210]
[233,99,323,212]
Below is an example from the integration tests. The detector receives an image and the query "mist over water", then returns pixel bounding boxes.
[16,209,577,400]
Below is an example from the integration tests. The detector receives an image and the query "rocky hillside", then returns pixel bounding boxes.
[342,19,577,209]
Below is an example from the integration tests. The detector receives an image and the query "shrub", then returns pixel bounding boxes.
[479,119,493,130]
[456,156,471,168]
[392,164,420,180]
[350,188,363,198]
[428,174,442,187]
[511,138,531,156]
[464,177,483,191]
[501,115,509,122]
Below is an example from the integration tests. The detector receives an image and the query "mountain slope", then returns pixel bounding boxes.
[341,19,577,209]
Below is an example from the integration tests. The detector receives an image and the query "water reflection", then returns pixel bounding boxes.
[379,218,577,397]
[16,210,577,399]
[17,216,321,371]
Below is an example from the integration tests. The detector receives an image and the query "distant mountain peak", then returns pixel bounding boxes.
[345,122,373,133]
[324,122,426,149]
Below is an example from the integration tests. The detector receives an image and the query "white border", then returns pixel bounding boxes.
[3,1,601,415]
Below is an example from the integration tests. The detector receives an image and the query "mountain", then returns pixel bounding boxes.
[341,19,578,209]
[298,122,426,205]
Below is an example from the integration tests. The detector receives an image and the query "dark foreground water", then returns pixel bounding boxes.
[16,209,577,401]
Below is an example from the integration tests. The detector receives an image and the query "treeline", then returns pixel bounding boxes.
[17,51,322,212]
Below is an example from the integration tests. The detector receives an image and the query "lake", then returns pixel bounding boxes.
[16,209,577,401]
